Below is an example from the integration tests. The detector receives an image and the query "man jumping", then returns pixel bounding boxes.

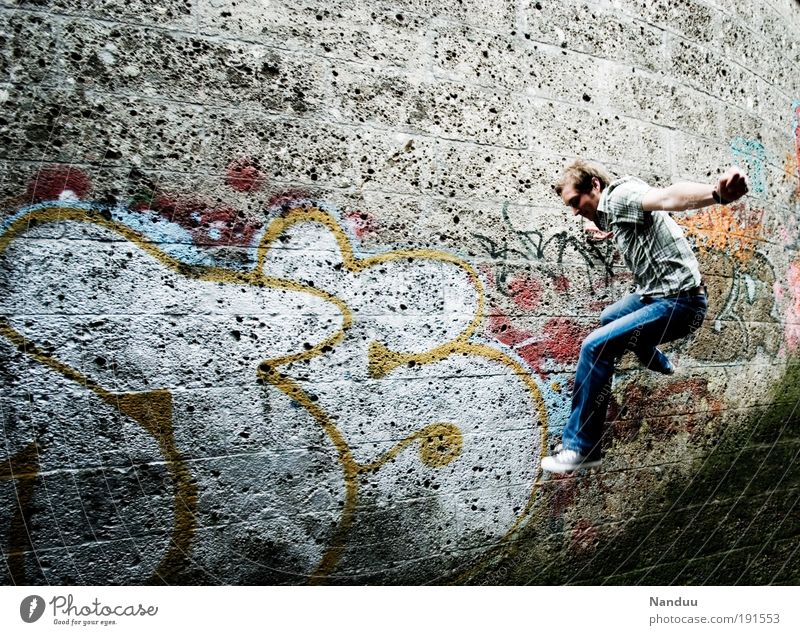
[541,160,748,473]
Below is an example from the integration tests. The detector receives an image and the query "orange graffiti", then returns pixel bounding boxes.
[677,204,764,264]
[785,152,799,199]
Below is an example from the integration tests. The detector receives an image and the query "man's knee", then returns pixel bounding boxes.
[580,332,605,359]
[599,308,616,326]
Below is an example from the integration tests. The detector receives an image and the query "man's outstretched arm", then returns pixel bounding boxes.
[641,167,749,212]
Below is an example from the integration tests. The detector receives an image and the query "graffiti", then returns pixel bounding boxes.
[668,204,780,362]
[472,203,620,298]
[225,156,266,193]
[784,260,800,353]
[487,311,593,378]
[793,101,800,199]
[131,194,264,248]
[26,165,91,203]
[678,203,765,265]
[0,196,549,583]
[608,377,724,444]
[730,137,767,197]
[344,209,379,240]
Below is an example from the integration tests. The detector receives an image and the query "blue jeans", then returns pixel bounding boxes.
[561,292,708,457]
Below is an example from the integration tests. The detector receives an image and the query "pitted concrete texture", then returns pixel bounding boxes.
[1,0,799,584]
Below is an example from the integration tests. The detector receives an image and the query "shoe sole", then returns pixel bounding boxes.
[541,458,602,473]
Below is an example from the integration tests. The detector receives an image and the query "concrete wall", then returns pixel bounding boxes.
[1,0,799,584]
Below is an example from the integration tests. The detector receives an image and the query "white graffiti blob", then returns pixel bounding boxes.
[1,202,546,584]
[0,208,347,583]
[261,208,543,582]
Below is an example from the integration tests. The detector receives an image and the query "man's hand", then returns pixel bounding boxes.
[716,167,748,204]
[584,220,613,241]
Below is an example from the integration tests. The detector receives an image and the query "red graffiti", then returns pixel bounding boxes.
[516,317,592,375]
[267,189,312,210]
[549,473,579,516]
[487,313,534,348]
[26,165,91,202]
[508,274,542,311]
[785,260,800,352]
[552,274,570,293]
[609,377,723,442]
[345,210,379,239]
[137,195,263,247]
[570,518,599,555]
[225,156,265,193]
[487,311,593,376]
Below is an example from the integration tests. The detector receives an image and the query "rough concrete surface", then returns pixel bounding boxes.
[0,0,799,584]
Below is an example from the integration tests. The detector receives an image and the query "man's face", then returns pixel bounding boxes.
[560,177,601,222]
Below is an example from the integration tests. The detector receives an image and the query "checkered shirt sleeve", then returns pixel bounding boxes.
[603,177,650,225]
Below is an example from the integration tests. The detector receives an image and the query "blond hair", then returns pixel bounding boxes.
[554,159,613,196]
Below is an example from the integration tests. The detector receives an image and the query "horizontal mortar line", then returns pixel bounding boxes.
[476,241,800,263]
[568,61,794,136]
[2,125,796,213]
[6,84,795,184]
[564,0,799,76]
[2,528,178,558]
[498,87,795,165]
[1,4,567,114]
[424,28,790,121]
[288,369,538,381]
[3,446,342,480]
[441,5,796,105]
[2,3,441,55]
[764,1,800,27]
[0,2,678,81]
[12,69,794,166]
[0,89,535,156]
[107,96,530,155]
[0,155,543,209]
[7,3,799,114]
[9,514,345,560]
[0,312,344,322]
[12,68,795,164]
[3,521,268,559]
[0,310,791,329]
[530,82,793,152]
[609,7,799,99]
[701,0,800,59]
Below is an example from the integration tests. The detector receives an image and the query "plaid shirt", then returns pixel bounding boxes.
[595,176,701,297]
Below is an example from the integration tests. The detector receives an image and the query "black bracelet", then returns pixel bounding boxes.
[712,189,730,205]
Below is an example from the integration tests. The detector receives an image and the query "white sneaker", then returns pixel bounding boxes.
[541,448,601,473]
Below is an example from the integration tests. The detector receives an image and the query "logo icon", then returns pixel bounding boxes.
[20,595,45,623]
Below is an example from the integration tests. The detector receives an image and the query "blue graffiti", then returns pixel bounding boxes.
[730,137,767,197]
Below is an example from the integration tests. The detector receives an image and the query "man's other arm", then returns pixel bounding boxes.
[641,167,748,212]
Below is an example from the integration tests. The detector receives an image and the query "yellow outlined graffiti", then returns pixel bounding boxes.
[1,204,549,583]
[0,206,348,583]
